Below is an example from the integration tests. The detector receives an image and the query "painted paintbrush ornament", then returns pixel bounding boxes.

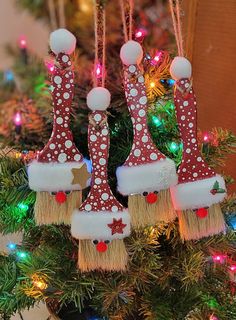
[170,57,226,240]
[71,87,130,271]
[28,29,90,225]
[116,41,178,227]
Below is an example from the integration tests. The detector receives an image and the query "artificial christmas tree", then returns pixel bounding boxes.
[0,1,236,320]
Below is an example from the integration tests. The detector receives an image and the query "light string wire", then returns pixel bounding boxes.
[169,0,184,56]
[93,1,106,87]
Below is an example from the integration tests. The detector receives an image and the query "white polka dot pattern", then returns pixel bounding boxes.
[37,53,82,164]
[123,64,165,166]
[80,111,125,214]
[174,79,216,183]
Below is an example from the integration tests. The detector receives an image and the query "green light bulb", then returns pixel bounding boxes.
[152,116,162,127]
[17,251,27,259]
[169,142,179,152]
[17,203,29,212]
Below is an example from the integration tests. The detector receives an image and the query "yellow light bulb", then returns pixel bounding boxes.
[79,0,92,12]
[150,226,156,236]
[150,82,155,88]
[33,280,47,290]
[32,274,48,290]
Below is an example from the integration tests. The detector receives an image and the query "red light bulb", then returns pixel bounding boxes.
[230,265,236,272]
[45,60,55,73]
[203,134,209,142]
[95,63,102,79]
[212,254,226,263]
[19,36,27,49]
[134,28,147,41]
[135,31,143,38]
[13,112,22,126]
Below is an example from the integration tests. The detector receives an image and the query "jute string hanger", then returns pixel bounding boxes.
[48,0,66,30]
[169,0,184,57]
[73,0,130,272]
[119,0,134,42]
[117,0,178,226]
[93,0,106,87]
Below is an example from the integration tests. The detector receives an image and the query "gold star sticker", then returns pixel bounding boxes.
[71,164,91,189]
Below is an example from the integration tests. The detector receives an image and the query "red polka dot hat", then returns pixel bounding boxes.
[116,41,178,196]
[169,57,226,211]
[71,87,130,247]
[28,29,90,194]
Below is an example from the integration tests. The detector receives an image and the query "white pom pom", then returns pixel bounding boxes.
[120,40,143,65]
[87,87,111,111]
[170,57,192,80]
[49,28,76,55]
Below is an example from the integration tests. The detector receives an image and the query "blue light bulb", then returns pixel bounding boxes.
[167,79,175,86]
[84,158,92,174]
[4,70,14,82]
[7,243,17,251]
[228,215,236,230]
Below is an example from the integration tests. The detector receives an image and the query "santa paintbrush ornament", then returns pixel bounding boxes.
[28,29,90,225]
[116,41,178,227]
[170,57,226,240]
[71,87,130,272]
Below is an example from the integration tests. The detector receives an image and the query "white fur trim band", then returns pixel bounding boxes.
[170,174,226,210]
[28,160,89,192]
[116,158,178,195]
[71,210,130,240]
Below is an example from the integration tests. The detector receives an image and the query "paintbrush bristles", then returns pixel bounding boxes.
[78,239,128,272]
[178,203,225,241]
[34,191,82,225]
[128,189,176,227]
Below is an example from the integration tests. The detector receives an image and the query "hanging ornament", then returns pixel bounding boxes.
[71,87,130,271]
[168,0,226,240]
[116,0,177,228]
[28,29,90,225]
[71,1,130,271]
[116,40,177,227]
[169,57,226,240]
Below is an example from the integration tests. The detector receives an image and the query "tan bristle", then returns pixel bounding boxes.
[128,189,176,227]
[34,191,82,225]
[178,203,225,241]
[78,239,128,272]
